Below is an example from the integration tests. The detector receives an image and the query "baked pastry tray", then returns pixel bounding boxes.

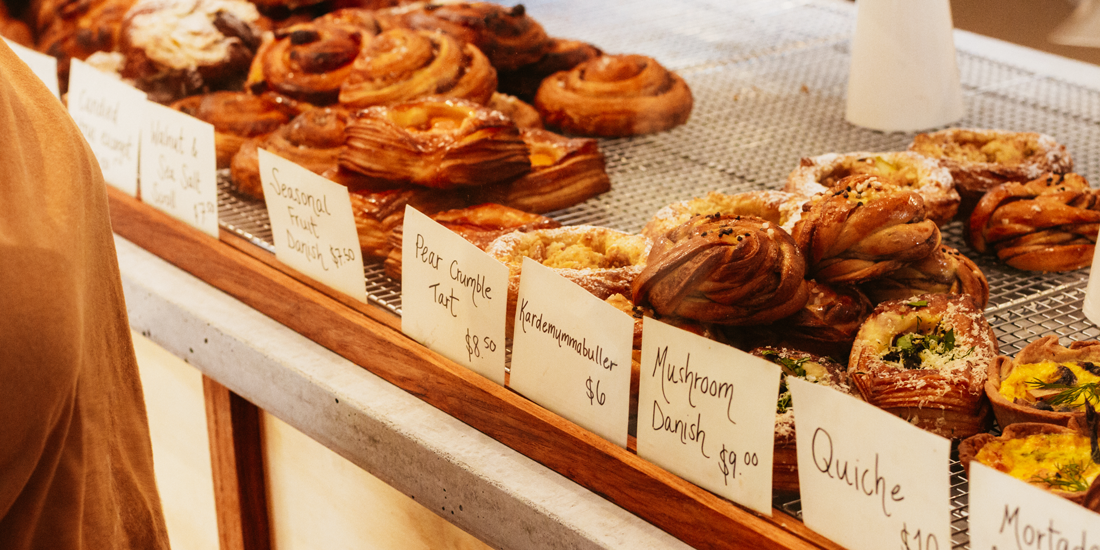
[212,0,1100,547]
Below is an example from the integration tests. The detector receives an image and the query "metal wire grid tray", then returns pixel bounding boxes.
[215,0,1100,547]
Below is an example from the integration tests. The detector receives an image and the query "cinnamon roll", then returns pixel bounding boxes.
[643,190,808,241]
[36,0,135,90]
[860,245,989,309]
[535,53,693,137]
[968,172,1100,272]
[497,37,601,102]
[479,128,610,213]
[171,91,302,168]
[632,214,809,326]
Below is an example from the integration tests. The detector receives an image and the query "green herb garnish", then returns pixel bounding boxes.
[906,299,929,307]
[1025,379,1100,408]
[881,326,965,370]
[1031,460,1092,493]
[760,349,809,378]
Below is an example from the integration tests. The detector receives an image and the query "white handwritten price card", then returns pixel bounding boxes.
[401,206,508,384]
[4,38,59,99]
[68,59,146,196]
[139,101,218,238]
[636,317,780,515]
[970,462,1100,550]
[1083,239,1100,327]
[788,377,951,550]
[259,148,366,302]
[509,258,633,447]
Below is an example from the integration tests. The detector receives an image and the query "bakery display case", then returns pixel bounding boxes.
[90,0,1100,548]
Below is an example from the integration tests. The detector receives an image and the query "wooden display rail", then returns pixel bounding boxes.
[107,186,843,550]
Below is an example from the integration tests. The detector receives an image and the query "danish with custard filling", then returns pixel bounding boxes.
[986,335,1100,428]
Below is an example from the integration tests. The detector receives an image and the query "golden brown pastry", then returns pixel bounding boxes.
[0,1,34,47]
[383,202,560,279]
[985,335,1100,429]
[340,97,531,189]
[36,0,136,90]
[860,245,989,310]
[849,293,998,439]
[349,186,468,259]
[910,128,1074,216]
[790,174,941,285]
[479,128,609,213]
[535,53,693,137]
[487,91,542,129]
[632,214,809,325]
[643,190,808,241]
[338,27,497,108]
[229,106,349,199]
[968,172,1100,272]
[783,151,959,227]
[497,37,601,102]
[755,280,874,360]
[171,91,302,168]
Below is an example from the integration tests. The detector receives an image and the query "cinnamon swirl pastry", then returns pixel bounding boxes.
[383,203,560,279]
[632,214,809,326]
[985,335,1100,429]
[340,97,531,189]
[784,151,959,227]
[860,245,989,310]
[36,0,135,90]
[171,91,302,167]
[338,27,496,108]
[535,53,693,137]
[910,128,1074,216]
[643,190,808,240]
[229,106,349,199]
[968,172,1100,272]
[849,293,998,439]
[790,174,941,285]
[497,37,601,102]
[350,187,468,259]
[480,128,609,213]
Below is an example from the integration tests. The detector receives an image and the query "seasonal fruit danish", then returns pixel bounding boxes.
[632,214,809,326]
[985,335,1100,429]
[783,151,959,226]
[959,421,1100,504]
[171,91,302,168]
[479,128,610,213]
[383,203,560,280]
[338,27,497,108]
[860,245,989,310]
[229,106,349,199]
[340,97,531,189]
[486,226,650,338]
[753,347,851,493]
[790,174,941,285]
[642,190,808,240]
[120,0,264,103]
[350,187,469,260]
[487,92,542,129]
[535,53,693,137]
[849,293,998,439]
[910,128,1074,216]
[968,172,1100,272]
[497,37,602,102]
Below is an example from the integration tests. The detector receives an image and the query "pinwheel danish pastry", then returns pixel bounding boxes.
[340,97,531,189]
[479,128,610,213]
[984,335,1100,428]
[860,245,989,310]
[36,0,135,89]
[171,91,302,167]
[849,294,998,439]
[535,54,693,137]
[790,174,941,285]
[643,190,808,240]
[968,172,1100,272]
[632,214,809,325]
[497,37,602,102]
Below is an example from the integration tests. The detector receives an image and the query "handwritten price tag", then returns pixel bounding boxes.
[67,59,146,196]
[401,206,508,384]
[139,101,218,237]
[259,148,366,302]
[4,38,59,99]
[636,317,780,515]
[509,258,633,447]
[788,377,951,550]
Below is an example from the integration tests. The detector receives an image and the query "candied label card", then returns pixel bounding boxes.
[139,101,218,238]
[509,258,633,447]
[970,462,1100,550]
[788,377,951,550]
[5,38,59,99]
[68,59,146,196]
[401,206,509,384]
[259,148,366,302]
[637,317,780,515]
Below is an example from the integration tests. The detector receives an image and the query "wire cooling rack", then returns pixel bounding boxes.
[215,1,1100,547]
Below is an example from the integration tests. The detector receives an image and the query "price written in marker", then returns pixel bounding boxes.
[329,245,357,269]
[585,376,606,406]
[899,523,939,550]
[193,201,216,226]
[464,328,497,362]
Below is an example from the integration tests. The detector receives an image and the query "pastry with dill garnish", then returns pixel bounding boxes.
[986,335,1100,428]
[848,293,998,439]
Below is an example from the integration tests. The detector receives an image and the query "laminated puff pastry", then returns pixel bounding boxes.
[642,190,808,240]
[910,128,1073,216]
[230,106,349,199]
[790,174,942,285]
[350,187,469,260]
[632,214,809,326]
[340,97,531,189]
[985,335,1100,429]
[968,172,1100,272]
[959,421,1100,504]
[535,53,693,137]
[860,245,989,310]
[486,226,650,338]
[171,91,302,168]
[784,151,959,227]
[752,347,851,493]
[486,92,543,130]
[849,293,998,439]
[383,202,560,280]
